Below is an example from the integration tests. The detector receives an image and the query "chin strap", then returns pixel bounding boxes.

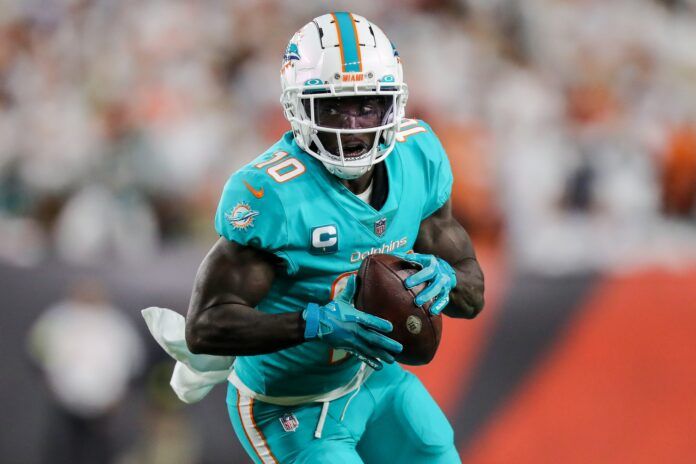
[323,162,370,180]
[308,126,386,180]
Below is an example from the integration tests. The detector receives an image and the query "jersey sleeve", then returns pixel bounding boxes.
[417,120,454,219]
[214,170,294,267]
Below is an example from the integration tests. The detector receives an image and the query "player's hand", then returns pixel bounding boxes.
[302,275,403,370]
[395,252,457,315]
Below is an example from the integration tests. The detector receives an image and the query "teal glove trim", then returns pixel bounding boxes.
[394,252,457,315]
[302,275,402,370]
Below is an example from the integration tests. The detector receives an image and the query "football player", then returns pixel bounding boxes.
[186,12,484,464]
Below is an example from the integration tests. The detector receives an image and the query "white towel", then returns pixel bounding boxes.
[141,307,234,403]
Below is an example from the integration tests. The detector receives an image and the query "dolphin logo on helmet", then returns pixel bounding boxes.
[283,43,301,62]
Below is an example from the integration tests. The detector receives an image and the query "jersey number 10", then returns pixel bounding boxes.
[254,151,306,183]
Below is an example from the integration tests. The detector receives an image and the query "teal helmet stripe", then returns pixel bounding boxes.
[333,12,362,73]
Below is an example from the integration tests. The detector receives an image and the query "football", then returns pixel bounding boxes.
[355,253,442,365]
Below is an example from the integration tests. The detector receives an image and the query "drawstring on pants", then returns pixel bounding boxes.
[340,382,361,421]
[314,381,363,438]
[314,401,330,438]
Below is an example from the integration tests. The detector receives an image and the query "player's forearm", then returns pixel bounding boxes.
[445,257,484,319]
[186,303,305,356]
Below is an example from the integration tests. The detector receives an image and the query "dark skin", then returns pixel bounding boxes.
[313,95,387,193]
[185,98,484,356]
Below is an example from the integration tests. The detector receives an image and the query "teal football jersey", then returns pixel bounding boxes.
[214,119,453,397]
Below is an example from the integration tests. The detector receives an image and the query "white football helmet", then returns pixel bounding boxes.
[280,12,408,179]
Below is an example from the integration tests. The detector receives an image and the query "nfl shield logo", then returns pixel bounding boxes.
[279,412,299,432]
[374,218,387,237]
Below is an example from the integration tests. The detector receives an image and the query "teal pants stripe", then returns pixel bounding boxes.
[333,12,361,72]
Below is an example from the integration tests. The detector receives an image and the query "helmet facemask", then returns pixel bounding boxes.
[281,81,408,179]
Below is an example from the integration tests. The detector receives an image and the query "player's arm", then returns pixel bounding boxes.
[185,237,305,356]
[404,199,485,319]
[186,237,402,368]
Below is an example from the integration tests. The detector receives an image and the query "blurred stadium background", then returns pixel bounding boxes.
[2,0,696,462]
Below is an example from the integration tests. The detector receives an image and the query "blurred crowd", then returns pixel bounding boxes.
[1,0,696,272]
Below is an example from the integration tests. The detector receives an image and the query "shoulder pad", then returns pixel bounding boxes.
[395,118,453,218]
[215,166,289,252]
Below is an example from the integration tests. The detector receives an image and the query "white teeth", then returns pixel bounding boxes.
[346,147,365,156]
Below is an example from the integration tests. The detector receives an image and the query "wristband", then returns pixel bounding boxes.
[303,303,321,339]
